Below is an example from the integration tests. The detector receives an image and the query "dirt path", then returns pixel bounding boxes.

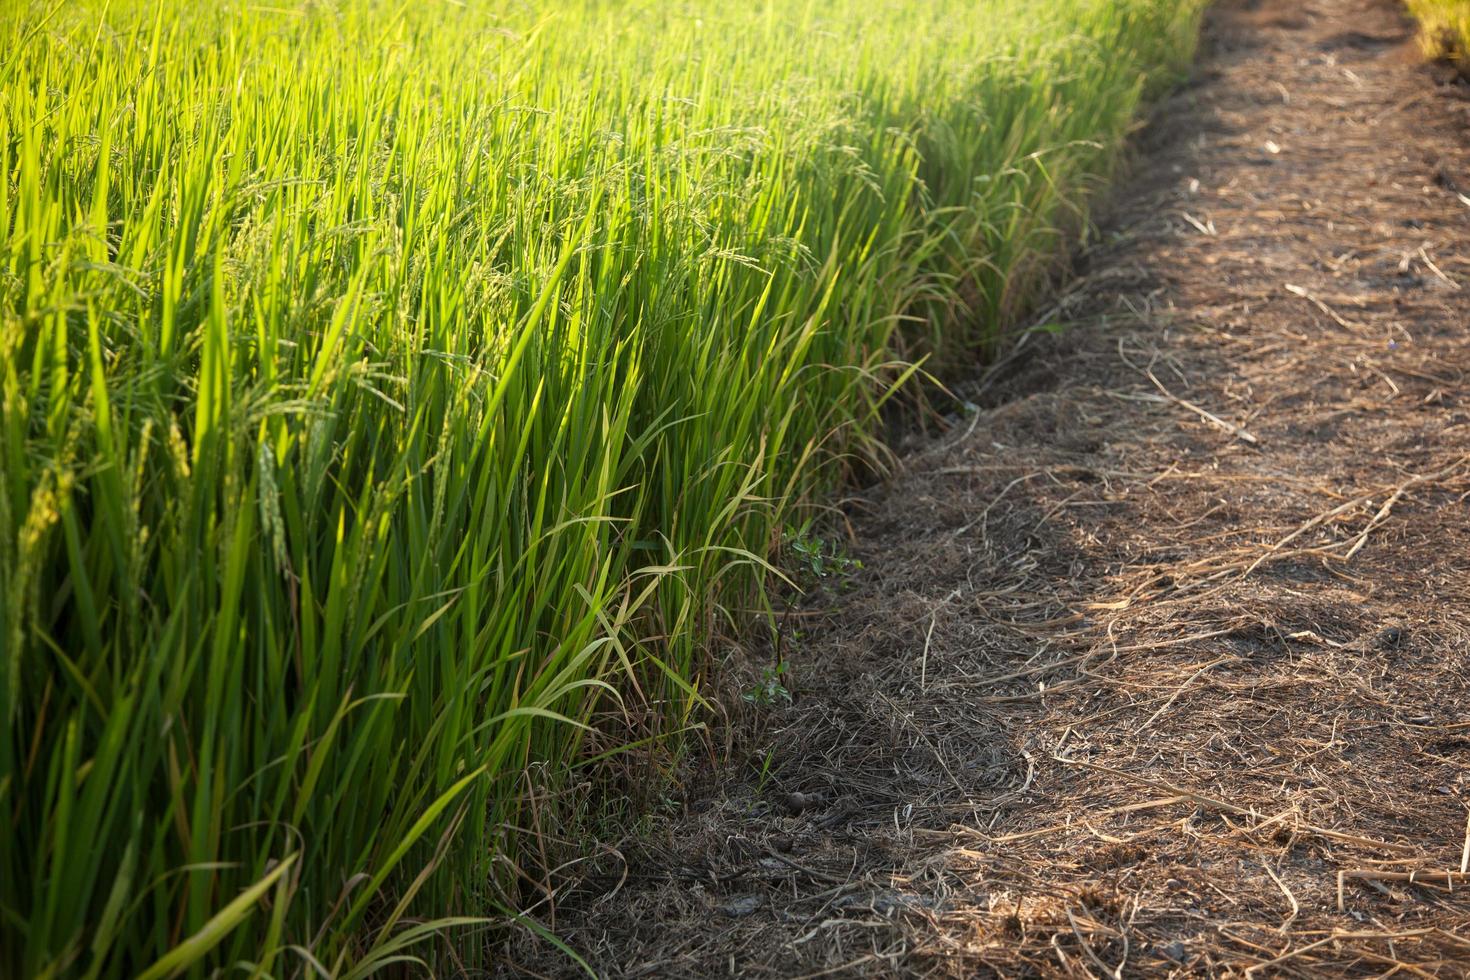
[507,0,1470,975]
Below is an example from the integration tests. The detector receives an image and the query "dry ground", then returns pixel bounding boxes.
[504,0,1470,974]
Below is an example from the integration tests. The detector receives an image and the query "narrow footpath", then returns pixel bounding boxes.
[510,0,1470,974]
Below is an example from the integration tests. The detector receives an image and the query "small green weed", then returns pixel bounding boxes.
[783,521,863,583]
[743,663,793,707]
[754,747,778,794]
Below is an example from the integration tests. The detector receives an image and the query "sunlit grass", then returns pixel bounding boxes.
[0,0,1201,973]
[1406,0,1470,70]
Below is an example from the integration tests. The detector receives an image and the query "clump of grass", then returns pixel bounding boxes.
[1406,0,1470,71]
[0,0,1202,974]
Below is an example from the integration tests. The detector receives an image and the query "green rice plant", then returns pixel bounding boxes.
[1406,0,1470,71]
[0,0,1202,974]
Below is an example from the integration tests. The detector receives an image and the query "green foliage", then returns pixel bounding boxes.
[743,663,794,708]
[784,520,862,585]
[0,0,1203,973]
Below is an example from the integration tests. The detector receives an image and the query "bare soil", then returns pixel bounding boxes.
[504,0,1470,974]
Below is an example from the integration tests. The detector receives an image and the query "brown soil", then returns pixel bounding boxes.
[503,0,1470,975]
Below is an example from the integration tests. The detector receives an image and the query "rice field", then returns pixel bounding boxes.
[0,0,1202,973]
